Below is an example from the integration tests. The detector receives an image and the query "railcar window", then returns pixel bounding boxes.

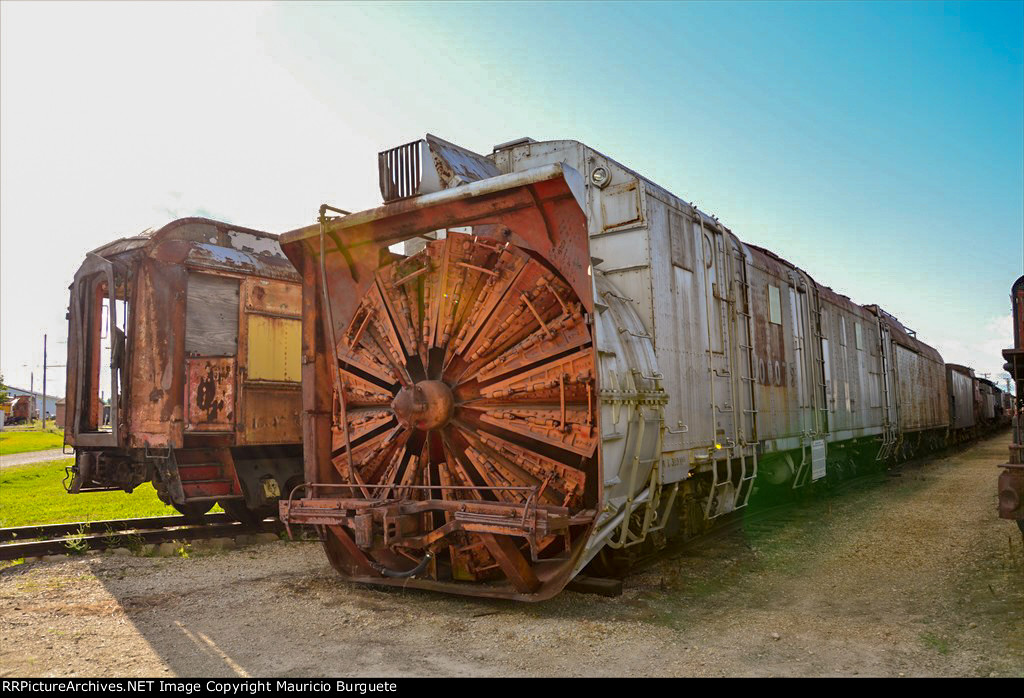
[94,293,128,430]
[855,322,864,350]
[185,273,240,356]
[768,285,782,325]
[669,209,693,271]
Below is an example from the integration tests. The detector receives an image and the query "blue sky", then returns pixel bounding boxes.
[1,1,1021,394]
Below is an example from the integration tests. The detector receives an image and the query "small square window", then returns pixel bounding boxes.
[768,285,782,325]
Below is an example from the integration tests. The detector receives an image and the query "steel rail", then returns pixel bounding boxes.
[0,513,285,561]
[0,513,238,543]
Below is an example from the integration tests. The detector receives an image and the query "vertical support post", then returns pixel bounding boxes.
[41,334,47,430]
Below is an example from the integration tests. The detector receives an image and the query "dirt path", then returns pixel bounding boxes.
[1,433,1020,677]
[0,449,70,469]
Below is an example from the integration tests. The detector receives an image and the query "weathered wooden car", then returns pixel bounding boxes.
[64,217,304,521]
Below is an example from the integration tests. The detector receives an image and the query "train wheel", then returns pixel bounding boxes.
[219,499,272,526]
[173,501,214,523]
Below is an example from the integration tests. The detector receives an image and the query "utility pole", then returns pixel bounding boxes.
[41,334,47,430]
[29,371,34,421]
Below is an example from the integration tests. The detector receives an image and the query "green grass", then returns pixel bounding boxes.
[920,632,952,654]
[0,459,176,528]
[0,428,65,456]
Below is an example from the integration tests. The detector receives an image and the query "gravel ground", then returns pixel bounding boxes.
[1,432,1021,677]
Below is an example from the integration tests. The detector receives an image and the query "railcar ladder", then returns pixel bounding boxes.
[812,302,828,434]
[876,321,901,461]
[791,444,813,489]
[733,249,758,507]
[706,247,759,518]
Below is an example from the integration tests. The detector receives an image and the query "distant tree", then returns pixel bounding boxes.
[0,373,8,406]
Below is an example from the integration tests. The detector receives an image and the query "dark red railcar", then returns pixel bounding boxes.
[999,275,1024,532]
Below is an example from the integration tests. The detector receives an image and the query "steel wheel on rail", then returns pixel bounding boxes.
[172,501,214,524]
[219,499,274,526]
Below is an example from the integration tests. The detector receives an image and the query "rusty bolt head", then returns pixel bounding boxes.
[391,380,454,431]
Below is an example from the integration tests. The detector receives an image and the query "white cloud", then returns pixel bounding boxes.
[931,313,1014,391]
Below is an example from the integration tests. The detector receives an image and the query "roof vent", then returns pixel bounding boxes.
[378,135,501,203]
[378,139,425,202]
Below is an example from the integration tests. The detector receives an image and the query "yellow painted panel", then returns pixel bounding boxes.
[247,315,301,382]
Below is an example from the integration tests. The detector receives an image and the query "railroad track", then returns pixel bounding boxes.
[0,513,286,561]
[0,447,951,572]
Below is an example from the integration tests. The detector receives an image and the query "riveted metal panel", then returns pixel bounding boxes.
[246,315,301,382]
[238,385,302,445]
[599,179,644,232]
[894,344,947,431]
[244,279,301,318]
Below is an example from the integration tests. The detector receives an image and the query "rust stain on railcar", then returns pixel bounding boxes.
[185,358,235,431]
[869,306,949,433]
[127,257,188,447]
[239,385,302,445]
[244,279,302,317]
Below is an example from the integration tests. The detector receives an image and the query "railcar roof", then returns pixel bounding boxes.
[77,217,300,283]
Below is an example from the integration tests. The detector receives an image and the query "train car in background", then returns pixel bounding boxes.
[64,218,305,522]
[6,396,36,426]
[977,378,998,425]
[866,305,949,459]
[977,378,1007,429]
[946,364,977,442]
[1000,390,1014,422]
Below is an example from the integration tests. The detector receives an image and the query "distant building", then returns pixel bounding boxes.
[55,398,66,429]
[4,386,62,419]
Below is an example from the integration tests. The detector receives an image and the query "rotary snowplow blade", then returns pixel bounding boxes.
[279,163,601,600]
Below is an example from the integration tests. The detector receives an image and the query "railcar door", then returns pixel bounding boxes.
[788,285,811,436]
[184,272,239,433]
[67,254,129,448]
[235,277,303,445]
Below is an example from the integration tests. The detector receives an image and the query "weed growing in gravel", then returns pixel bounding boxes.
[100,529,147,556]
[175,542,192,559]
[123,533,146,555]
[64,525,89,555]
[920,632,951,654]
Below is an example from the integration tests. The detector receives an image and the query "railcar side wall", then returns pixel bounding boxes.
[491,138,950,478]
[947,366,976,430]
[742,250,822,452]
[892,342,949,432]
[815,288,886,442]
